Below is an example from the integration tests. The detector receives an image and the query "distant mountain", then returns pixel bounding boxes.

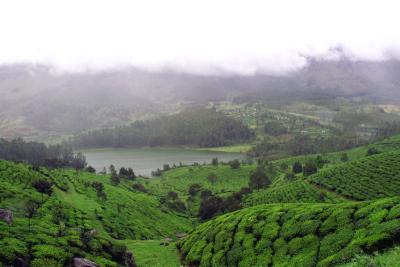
[0,58,400,139]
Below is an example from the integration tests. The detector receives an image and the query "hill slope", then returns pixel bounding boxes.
[308,151,400,200]
[178,197,400,267]
[0,160,192,266]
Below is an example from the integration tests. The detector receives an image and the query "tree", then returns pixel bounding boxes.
[32,179,53,203]
[132,183,147,193]
[292,161,303,174]
[152,168,162,176]
[109,164,120,185]
[207,173,217,184]
[340,153,349,162]
[303,160,318,176]
[119,167,128,178]
[92,182,107,199]
[188,183,202,196]
[264,121,288,136]
[249,165,270,190]
[127,168,136,180]
[315,155,329,168]
[86,166,96,173]
[366,147,380,156]
[163,164,171,172]
[71,152,87,170]
[200,190,213,200]
[24,199,39,232]
[109,164,116,174]
[110,171,120,185]
[198,195,223,220]
[211,157,218,166]
[229,159,241,169]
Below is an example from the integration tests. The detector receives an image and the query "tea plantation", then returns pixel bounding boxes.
[243,180,343,207]
[3,135,400,266]
[178,197,400,267]
[309,151,400,200]
[0,160,192,266]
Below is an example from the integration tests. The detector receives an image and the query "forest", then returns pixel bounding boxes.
[71,107,253,148]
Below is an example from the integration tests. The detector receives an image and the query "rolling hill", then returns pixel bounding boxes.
[178,197,400,267]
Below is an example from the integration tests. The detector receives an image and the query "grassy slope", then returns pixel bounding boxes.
[123,240,181,267]
[178,197,400,267]
[139,164,255,197]
[0,160,192,266]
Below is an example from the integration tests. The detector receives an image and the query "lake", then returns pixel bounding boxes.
[79,147,245,176]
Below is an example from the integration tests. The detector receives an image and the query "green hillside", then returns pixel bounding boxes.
[243,180,343,206]
[0,160,192,266]
[309,151,400,200]
[178,197,400,267]
[3,135,400,266]
[140,164,255,197]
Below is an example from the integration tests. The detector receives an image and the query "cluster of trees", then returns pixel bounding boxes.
[0,138,87,169]
[160,191,186,213]
[197,187,252,220]
[289,155,330,178]
[263,121,288,136]
[249,134,365,158]
[71,107,254,148]
[108,165,136,185]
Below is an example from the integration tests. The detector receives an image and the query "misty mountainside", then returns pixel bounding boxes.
[70,107,254,148]
[1,58,400,140]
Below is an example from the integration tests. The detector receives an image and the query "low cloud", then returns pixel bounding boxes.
[0,0,399,75]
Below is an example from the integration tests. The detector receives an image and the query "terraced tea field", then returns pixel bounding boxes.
[243,180,343,206]
[178,197,400,267]
[309,151,400,200]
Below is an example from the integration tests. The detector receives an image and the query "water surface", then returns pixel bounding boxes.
[79,147,245,176]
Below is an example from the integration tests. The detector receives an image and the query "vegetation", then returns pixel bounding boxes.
[0,160,191,266]
[178,197,400,267]
[0,138,86,169]
[309,151,400,200]
[244,180,342,206]
[71,107,253,148]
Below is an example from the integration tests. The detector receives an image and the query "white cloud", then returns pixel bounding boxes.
[0,0,399,74]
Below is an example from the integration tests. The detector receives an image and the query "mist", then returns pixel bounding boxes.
[0,0,399,75]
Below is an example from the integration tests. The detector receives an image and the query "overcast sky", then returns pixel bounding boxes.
[0,0,399,75]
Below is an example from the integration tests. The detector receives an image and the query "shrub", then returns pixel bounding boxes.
[229,159,241,169]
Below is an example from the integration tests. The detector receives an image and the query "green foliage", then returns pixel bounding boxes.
[0,159,192,266]
[248,165,270,190]
[244,180,341,206]
[303,160,318,176]
[179,197,400,267]
[264,121,288,136]
[309,151,400,200]
[293,161,303,173]
[229,159,241,169]
[72,107,254,148]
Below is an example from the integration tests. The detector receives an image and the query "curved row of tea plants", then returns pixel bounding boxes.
[178,197,400,267]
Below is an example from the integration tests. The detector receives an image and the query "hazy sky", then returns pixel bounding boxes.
[0,0,399,75]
